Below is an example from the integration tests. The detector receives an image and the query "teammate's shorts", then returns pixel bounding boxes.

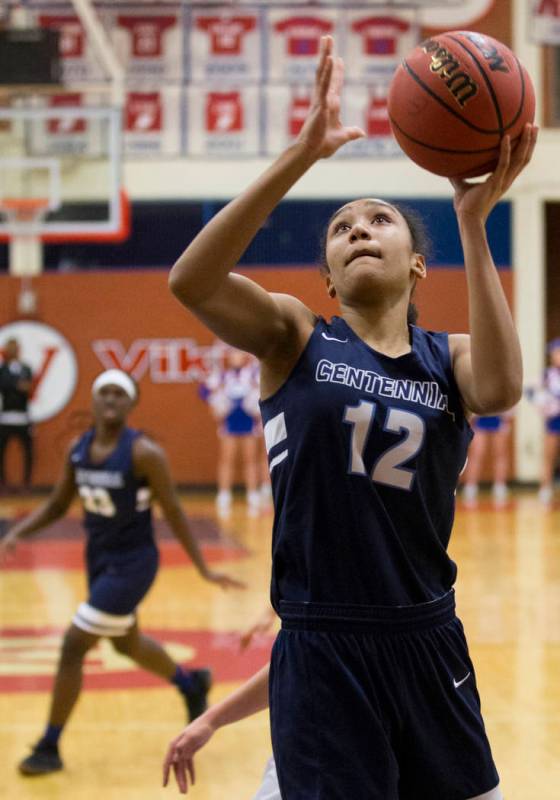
[270,591,499,800]
[546,414,560,434]
[73,544,159,637]
[473,416,503,432]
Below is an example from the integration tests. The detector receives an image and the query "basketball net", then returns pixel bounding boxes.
[1,197,50,277]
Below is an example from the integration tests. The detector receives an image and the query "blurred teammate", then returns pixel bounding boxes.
[166,35,536,800]
[462,414,512,507]
[0,369,243,776]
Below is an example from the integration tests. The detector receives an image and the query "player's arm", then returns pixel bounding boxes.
[163,663,270,794]
[0,446,77,564]
[449,124,538,414]
[168,36,363,359]
[133,437,244,590]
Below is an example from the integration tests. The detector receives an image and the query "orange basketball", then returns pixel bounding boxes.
[387,31,535,179]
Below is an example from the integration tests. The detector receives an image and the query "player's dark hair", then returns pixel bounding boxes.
[318,201,432,326]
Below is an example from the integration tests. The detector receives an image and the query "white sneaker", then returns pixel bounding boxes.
[492,483,508,507]
[247,489,261,517]
[462,484,478,507]
[538,485,553,506]
[216,489,232,519]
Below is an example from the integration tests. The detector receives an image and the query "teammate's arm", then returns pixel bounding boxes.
[0,448,77,564]
[163,663,270,794]
[448,125,538,414]
[168,36,363,359]
[133,437,244,590]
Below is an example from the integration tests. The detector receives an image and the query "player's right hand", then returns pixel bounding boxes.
[162,717,215,793]
[0,532,18,566]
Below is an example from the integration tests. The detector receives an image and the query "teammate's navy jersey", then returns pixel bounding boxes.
[260,316,473,609]
[71,427,154,553]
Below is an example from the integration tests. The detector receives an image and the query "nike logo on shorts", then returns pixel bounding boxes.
[322,333,349,343]
[453,671,471,689]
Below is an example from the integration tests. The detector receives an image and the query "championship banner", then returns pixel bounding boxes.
[109,7,184,82]
[123,86,182,156]
[27,93,106,157]
[267,8,337,82]
[264,85,311,154]
[338,83,402,159]
[186,85,261,156]
[189,7,262,83]
[36,9,107,82]
[343,8,418,80]
[530,0,560,44]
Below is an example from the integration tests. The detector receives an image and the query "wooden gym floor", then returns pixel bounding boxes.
[0,489,558,799]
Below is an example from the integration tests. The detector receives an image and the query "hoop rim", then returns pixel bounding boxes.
[1,197,50,214]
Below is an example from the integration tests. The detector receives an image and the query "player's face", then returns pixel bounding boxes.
[324,199,425,303]
[92,385,134,425]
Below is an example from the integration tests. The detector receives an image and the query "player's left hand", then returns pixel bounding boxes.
[162,717,215,793]
[202,569,247,590]
[450,122,538,223]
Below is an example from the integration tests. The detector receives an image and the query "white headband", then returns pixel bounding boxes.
[92,370,137,401]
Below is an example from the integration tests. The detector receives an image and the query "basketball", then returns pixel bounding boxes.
[387,31,535,179]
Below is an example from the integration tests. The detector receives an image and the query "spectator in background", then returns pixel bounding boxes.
[462,414,512,508]
[0,338,33,493]
[526,338,560,505]
[200,348,263,518]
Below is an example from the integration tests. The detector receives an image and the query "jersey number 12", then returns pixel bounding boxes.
[344,400,425,490]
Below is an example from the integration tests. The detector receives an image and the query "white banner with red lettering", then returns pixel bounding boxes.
[27,93,107,157]
[530,0,560,43]
[36,7,107,82]
[123,86,182,156]
[343,8,418,80]
[186,86,261,156]
[267,8,337,82]
[264,85,311,154]
[189,7,261,82]
[108,6,184,81]
[338,83,401,159]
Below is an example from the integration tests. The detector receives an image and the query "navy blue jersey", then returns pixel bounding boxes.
[71,427,154,553]
[260,316,473,609]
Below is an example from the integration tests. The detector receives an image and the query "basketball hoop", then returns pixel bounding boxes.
[0,197,50,277]
[1,197,50,229]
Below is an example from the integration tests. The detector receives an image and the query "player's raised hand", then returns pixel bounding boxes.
[450,123,538,223]
[162,717,215,793]
[202,569,246,591]
[296,35,365,160]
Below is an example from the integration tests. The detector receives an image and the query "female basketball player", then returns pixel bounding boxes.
[164,36,537,800]
[0,369,244,776]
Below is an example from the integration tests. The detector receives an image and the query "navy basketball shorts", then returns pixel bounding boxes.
[73,544,159,637]
[270,591,499,800]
